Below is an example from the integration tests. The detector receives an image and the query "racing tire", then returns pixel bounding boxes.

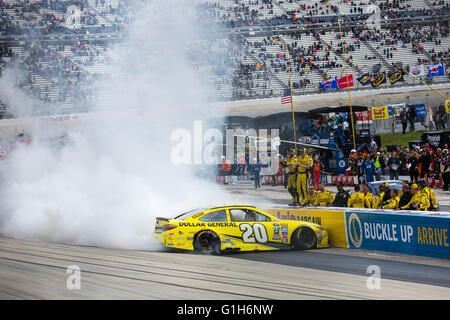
[290,227,317,250]
[193,231,221,255]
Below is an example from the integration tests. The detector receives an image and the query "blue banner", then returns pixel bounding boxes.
[386,104,426,119]
[427,62,445,78]
[409,103,426,119]
[309,132,335,148]
[357,73,371,86]
[320,77,338,91]
[345,211,450,259]
[336,150,347,175]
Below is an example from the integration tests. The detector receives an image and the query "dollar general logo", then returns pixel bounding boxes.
[347,213,363,248]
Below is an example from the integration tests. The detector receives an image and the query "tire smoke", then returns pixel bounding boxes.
[0,0,237,250]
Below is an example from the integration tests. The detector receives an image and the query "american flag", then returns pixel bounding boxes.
[281,88,292,104]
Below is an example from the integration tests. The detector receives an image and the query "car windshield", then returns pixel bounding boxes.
[173,208,207,220]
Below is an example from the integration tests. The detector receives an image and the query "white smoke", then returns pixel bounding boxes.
[0,0,240,250]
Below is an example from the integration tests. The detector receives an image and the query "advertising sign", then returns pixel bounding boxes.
[345,211,450,259]
[371,106,389,120]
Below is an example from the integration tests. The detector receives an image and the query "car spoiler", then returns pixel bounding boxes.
[156,217,169,222]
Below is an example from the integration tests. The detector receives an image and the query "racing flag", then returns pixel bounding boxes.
[357,73,371,86]
[410,64,425,77]
[427,62,445,78]
[337,74,354,89]
[371,72,386,87]
[320,76,338,91]
[388,69,404,84]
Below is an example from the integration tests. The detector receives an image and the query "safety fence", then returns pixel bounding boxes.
[216,174,445,188]
[266,207,450,259]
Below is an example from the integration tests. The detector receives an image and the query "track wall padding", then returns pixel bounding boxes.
[266,208,348,248]
[266,207,450,259]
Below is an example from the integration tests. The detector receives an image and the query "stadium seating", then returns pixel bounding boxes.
[0,0,448,115]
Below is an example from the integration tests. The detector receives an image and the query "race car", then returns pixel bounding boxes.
[153,205,328,254]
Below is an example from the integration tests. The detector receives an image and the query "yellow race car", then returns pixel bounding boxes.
[153,205,328,254]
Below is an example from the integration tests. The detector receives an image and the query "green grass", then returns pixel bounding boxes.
[377,127,450,150]
[378,131,424,150]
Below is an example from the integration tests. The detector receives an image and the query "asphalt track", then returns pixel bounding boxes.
[1,185,450,300]
[0,236,449,300]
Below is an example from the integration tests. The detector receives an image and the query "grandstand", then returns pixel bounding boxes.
[0,0,449,118]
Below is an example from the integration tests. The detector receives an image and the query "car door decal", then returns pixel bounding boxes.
[239,223,268,243]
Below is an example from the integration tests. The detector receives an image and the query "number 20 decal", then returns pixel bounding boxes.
[240,223,268,243]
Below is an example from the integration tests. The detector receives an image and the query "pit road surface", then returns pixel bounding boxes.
[0,237,449,299]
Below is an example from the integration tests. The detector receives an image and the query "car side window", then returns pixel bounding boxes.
[252,211,271,222]
[198,210,228,222]
[229,209,271,222]
[229,209,247,222]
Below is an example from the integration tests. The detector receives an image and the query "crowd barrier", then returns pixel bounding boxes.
[217,174,444,188]
[265,207,450,259]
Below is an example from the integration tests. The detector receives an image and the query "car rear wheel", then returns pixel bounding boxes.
[291,227,317,250]
[193,231,221,255]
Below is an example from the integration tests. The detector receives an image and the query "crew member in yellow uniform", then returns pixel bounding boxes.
[383,189,400,209]
[316,183,335,206]
[374,184,385,209]
[400,184,430,211]
[286,149,299,206]
[301,185,319,207]
[418,180,437,211]
[348,184,366,208]
[362,183,374,208]
[297,148,313,203]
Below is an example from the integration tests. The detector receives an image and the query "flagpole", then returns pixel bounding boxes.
[285,43,297,154]
[339,20,356,150]
[408,71,448,100]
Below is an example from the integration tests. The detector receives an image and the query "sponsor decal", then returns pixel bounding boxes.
[299,136,311,144]
[207,222,238,227]
[310,134,320,145]
[275,211,323,225]
[347,213,363,248]
[426,134,440,147]
[179,222,206,227]
[191,212,205,219]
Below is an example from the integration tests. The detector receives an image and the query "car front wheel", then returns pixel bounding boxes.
[291,227,317,250]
